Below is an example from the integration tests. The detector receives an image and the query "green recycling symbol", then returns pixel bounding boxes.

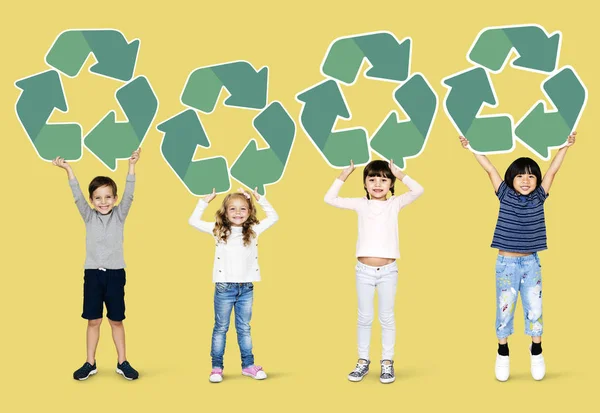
[296,31,438,168]
[14,29,158,170]
[157,61,296,196]
[442,24,588,160]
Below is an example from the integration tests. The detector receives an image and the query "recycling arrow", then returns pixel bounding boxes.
[321,32,411,84]
[45,29,139,81]
[468,25,560,73]
[181,61,268,113]
[296,80,370,167]
[370,74,438,168]
[443,67,513,152]
[158,109,230,195]
[15,70,82,160]
[515,67,587,159]
[230,102,296,195]
[84,76,158,170]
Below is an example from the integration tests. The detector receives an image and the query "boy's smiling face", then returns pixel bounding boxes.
[513,173,537,195]
[90,185,118,215]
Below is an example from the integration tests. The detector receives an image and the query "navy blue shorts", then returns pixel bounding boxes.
[82,269,126,321]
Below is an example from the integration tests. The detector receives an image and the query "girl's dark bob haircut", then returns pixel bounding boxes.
[504,157,542,191]
[363,160,396,199]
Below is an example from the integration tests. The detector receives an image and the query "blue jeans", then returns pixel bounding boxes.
[210,282,255,369]
[495,253,543,339]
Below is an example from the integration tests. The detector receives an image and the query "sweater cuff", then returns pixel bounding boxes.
[126,175,136,182]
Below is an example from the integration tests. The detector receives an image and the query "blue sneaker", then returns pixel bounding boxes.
[73,362,97,381]
[116,361,139,380]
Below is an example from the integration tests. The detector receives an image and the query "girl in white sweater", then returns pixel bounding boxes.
[325,159,424,384]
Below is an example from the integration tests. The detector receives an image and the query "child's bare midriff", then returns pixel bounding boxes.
[498,250,533,257]
[358,257,396,266]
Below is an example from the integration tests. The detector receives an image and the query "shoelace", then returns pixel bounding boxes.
[382,364,393,375]
[247,365,263,374]
[352,363,368,374]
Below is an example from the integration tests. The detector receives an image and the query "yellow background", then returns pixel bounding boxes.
[2,0,597,411]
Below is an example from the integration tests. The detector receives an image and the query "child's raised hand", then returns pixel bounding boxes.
[52,156,71,170]
[129,148,141,164]
[339,160,355,181]
[252,187,261,201]
[389,159,405,180]
[459,136,470,148]
[203,188,216,203]
[565,131,577,147]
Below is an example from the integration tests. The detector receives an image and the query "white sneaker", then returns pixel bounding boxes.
[495,354,510,382]
[530,349,546,381]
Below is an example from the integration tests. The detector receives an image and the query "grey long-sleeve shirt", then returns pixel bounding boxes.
[68,175,135,269]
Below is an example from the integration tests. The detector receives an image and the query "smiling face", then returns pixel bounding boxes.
[513,173,538,195]
[90,185,117,215]
[365,175,393,201]
[226,197,250,226]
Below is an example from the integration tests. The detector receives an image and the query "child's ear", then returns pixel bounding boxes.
[114,194,118,202]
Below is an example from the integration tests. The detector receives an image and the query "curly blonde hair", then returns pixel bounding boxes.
[213,191,260,246]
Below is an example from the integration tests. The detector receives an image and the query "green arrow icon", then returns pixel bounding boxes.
[443,67,513,152]
[84,76,158,170]
[515,67,587,159]
[468,25,560,73]
[158,109,230,196]
[370,74,438,168]
[321,31,411,84]
[296,80,370,167]
[45,29,139,81]
[181,61,268,113]
[230,102,296,195]
[15,70,82,160]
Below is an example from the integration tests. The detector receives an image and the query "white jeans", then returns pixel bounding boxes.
[355,261,398,361]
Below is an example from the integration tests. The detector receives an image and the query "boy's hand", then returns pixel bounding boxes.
[52,156,71,170]
[459,136,470,149]
[203,188,216,203]
[129,148,141,164]
[338,160,355,181]
[565,131,577,147]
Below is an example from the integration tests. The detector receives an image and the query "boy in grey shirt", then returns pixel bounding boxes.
[53,148,141,381]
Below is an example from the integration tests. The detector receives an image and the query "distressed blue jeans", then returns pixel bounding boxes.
[210,282,254,369]
[495,253,543,339]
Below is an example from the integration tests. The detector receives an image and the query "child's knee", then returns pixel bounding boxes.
[108,319,123,327]
[88,318,102,328]
[357,310,374,327]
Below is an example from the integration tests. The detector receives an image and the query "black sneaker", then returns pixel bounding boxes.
[348,359,370,382]
[73,362,97,381]
[380,360,395,384]
[116,360,139,380]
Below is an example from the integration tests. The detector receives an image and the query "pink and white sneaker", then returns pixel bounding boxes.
[209,367,223,383]
[241,365,267,380]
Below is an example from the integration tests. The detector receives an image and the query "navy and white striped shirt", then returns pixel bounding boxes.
[491,181,548,253]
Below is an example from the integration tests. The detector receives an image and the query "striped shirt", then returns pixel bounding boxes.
[491,181,548,253]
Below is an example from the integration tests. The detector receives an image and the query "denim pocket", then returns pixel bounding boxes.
[495,262,507,275]
[215,282,230,293]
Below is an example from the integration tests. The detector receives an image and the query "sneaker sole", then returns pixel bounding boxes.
[380,376,395,384]
[116,368,138,380]
[347,371,368,382]
[241,372,267,380]
[209,376,223,383]
[75,369,97,381]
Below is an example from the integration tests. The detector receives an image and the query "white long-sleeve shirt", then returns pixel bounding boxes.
[324,176,424,259]
[188,196,278,282]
